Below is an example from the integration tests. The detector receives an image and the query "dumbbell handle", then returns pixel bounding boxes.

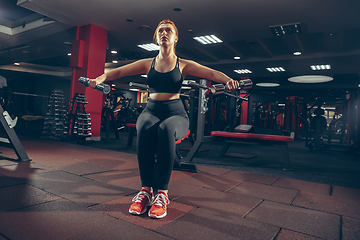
[129,82,149,89]
[211,79,252,95]
[78,77,111,94]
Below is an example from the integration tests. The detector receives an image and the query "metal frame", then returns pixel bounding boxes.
[0,105,31,162]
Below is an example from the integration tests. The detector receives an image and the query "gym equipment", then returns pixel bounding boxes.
[211,131,294,170]
[42,89,68,140]
[65,93,92,140]
[185,79,251,101]
[181,79,251,163]
[78,77,111,94]
[0,104,31,161]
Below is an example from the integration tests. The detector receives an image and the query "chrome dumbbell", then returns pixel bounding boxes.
[210,79,252,95]
[78,77,111,94]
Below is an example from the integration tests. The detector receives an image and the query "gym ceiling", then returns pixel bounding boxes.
[0,0,360,101]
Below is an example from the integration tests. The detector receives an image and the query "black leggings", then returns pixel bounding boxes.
[136,98,189,190]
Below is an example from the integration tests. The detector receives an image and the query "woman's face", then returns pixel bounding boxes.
[156,23,178,47]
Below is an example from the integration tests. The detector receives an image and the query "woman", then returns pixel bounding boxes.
[89,19,239,219]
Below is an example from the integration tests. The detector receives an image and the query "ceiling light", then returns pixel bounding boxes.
[14,62,20,65]
[129,88,140,91]
[234,56,241,60]
[288,75,333,83]
[311,65,331,70]
[141,75,148,78]
[138,43,160,51]
[112,60,118,63]
[256,83,280,87]
[67,53,71,56]
[111,50,117,54]
[193,35,222,44]
[266,67,285,72]
[234,69,252,74]
[293,52,301,55]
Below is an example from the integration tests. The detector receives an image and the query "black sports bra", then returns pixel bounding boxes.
[147,57,183,94]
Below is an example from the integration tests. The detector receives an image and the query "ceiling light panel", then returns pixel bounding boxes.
[234,69,252,74]
[266,67,285,72]
[193,35,222,44]
[310,65,331,70]
[288,75,333,83]
[256,83,280,87]
[137,43,159,51]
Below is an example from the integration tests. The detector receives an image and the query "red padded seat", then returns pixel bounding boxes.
[211,131,294,142]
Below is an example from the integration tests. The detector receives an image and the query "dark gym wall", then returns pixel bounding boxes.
[0,70,71,116]
[0,70,139,118]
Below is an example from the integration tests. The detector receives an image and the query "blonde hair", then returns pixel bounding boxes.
[153,19,179,47]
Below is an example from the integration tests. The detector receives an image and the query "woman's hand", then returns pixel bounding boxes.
[88,74,107,89]
[88,78,99,89]
[226,79,240,91]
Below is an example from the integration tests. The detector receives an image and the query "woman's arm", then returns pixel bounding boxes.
[89,58,152,88]
[181,59,239,90]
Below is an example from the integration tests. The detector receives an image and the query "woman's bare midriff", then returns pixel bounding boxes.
[149,93,180,101]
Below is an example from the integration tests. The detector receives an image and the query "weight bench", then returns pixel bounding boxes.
[210,131,294,170]
[125,123,197,172]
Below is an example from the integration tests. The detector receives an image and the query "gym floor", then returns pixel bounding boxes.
[0,128,359,240]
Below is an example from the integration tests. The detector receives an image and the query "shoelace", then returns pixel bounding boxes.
[151,193,170,207]
[132,191,151,203]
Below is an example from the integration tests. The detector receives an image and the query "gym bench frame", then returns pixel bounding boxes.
[210,131,294,170]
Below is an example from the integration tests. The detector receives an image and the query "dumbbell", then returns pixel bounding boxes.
[186,79,252,100]
[210,79,252,95]
[78,77,111,94]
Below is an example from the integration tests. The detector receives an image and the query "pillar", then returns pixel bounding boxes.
[70,24,108,140]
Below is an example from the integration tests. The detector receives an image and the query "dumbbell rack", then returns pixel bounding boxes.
[66,93,92,140]
[42,89,68,140]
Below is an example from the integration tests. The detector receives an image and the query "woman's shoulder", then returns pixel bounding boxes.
[179,58,197,66]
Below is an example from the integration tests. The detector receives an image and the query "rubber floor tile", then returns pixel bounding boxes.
[272,178,331,195]
[85,156,138,170]
[229,181,299,204]
[28,170,137,206]
[0,199,119,240]
[0,184,60,211]
[168,181,204,200]
[0,159,17,167]
[57,161,116,176]
[275,229,323,240]
[331,185,360,201]
[342,216,360,240]
[0,161,56,179]
[245,200,340,240]
[91,195,195,230]
[175,188,262,217]
[292,191,360,219]
[176,171,240,191]
[65,217,174,240]
[157,207,279,240]
[170,169,197,181]
[85,169,141,187]
[0,175,27,188]
[222,170,279,185]
[196,165,233,176]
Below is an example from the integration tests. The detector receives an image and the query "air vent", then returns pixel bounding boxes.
[269,23,302,36]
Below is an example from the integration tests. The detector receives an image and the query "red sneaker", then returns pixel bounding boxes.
[129,189,152,215]
[148,191,170,219]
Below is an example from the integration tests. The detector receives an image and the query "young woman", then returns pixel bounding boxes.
[89,19,239,219]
